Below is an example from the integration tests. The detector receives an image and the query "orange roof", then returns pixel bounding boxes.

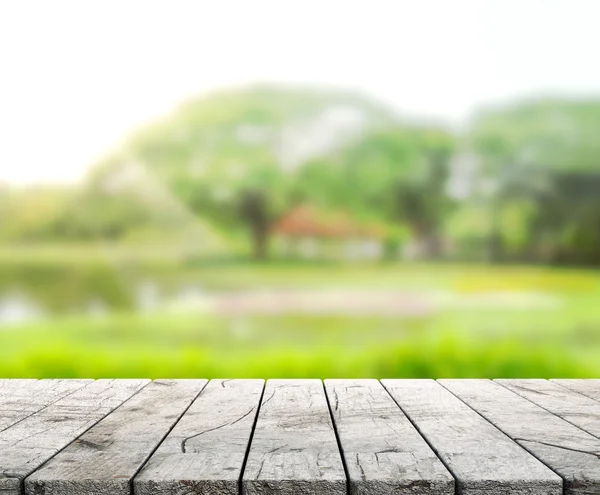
[272,205,385,239]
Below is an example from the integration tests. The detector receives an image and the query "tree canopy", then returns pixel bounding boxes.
[4,86,599,266]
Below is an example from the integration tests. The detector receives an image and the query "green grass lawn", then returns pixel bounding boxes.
[1,307,599,378]
[1,251,599,378]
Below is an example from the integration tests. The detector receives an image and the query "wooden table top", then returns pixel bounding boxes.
[1,378,599,495]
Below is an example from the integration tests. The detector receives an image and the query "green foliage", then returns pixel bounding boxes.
[106,85,400,258]
[469,97,600,264]
[295,126,456,253]
[3,87,600,266]
[382,225,410,260]
[2,311,597,378]
[472,97,600,171]
[343,127,455,257]
[0,187,69,241]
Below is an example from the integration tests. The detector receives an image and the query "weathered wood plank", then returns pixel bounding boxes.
[383,379,561,495]
[0,379,148,495]
[0,380,37,389]
[0,379,90,432]
[134,379,264,495]
[26,379,206,495]
[325,379,454,495]
[551,379,600,403]
[441,378,600,495]
[242,379,346,495]
[0,380,41,431]
[498,378,600,439]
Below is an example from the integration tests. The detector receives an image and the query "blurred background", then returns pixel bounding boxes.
[1,0,599,378]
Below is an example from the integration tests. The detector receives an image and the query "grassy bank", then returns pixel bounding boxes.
[1,305,599,378]
[1,249,599,378]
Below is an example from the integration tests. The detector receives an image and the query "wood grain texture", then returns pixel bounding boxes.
[0,379,148,495]
[0,380,38,393]
[325,379,454,495]
[552,379,600,403]
[442,378,600,495]
[1,378,600,495]
[134,379,263,495]
[0,380,90,432]
[383,379,561,495]
[498,378,600,439]
[26,379,206,495]
[242,379,346,495]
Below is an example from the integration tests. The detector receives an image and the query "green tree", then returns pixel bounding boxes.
[181,150,288,260]
[92,85,397,259]
[296,126,455,256]
[471,97,600,264]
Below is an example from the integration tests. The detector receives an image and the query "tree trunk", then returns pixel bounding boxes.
[488,195,505,263]
[251,224,269,260]
[239,189,271,261]
[408,220,440,259]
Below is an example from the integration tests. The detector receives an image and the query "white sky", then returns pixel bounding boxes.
[1,0,599,185]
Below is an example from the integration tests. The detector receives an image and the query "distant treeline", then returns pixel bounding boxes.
[1,86,599,265]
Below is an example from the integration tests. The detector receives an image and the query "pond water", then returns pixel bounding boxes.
[0,276,214,324]
[0,262,561,325]
[0,292,44,324]
[0,263,183,323]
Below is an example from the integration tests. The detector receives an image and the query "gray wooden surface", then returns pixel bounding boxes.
[242,379,346,495]
[552,379,600,403]
[441,378,600,495]
[26,379,205,495]
[0,379,90,432]
[383,379,561,495]
[0,379,148,495]
[325,379,454,495]
[135,379,263,495]
[1,379,600,495]
[498,378,600,439]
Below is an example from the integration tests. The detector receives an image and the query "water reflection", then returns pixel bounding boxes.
[135,280,160,313]
[0,278,561,325]
[0,292,43,325]
[0,274,209,324]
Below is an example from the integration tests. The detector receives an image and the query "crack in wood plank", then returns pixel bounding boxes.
[180,407,255,453]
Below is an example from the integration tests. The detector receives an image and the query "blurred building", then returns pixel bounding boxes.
[272,205,386,260]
